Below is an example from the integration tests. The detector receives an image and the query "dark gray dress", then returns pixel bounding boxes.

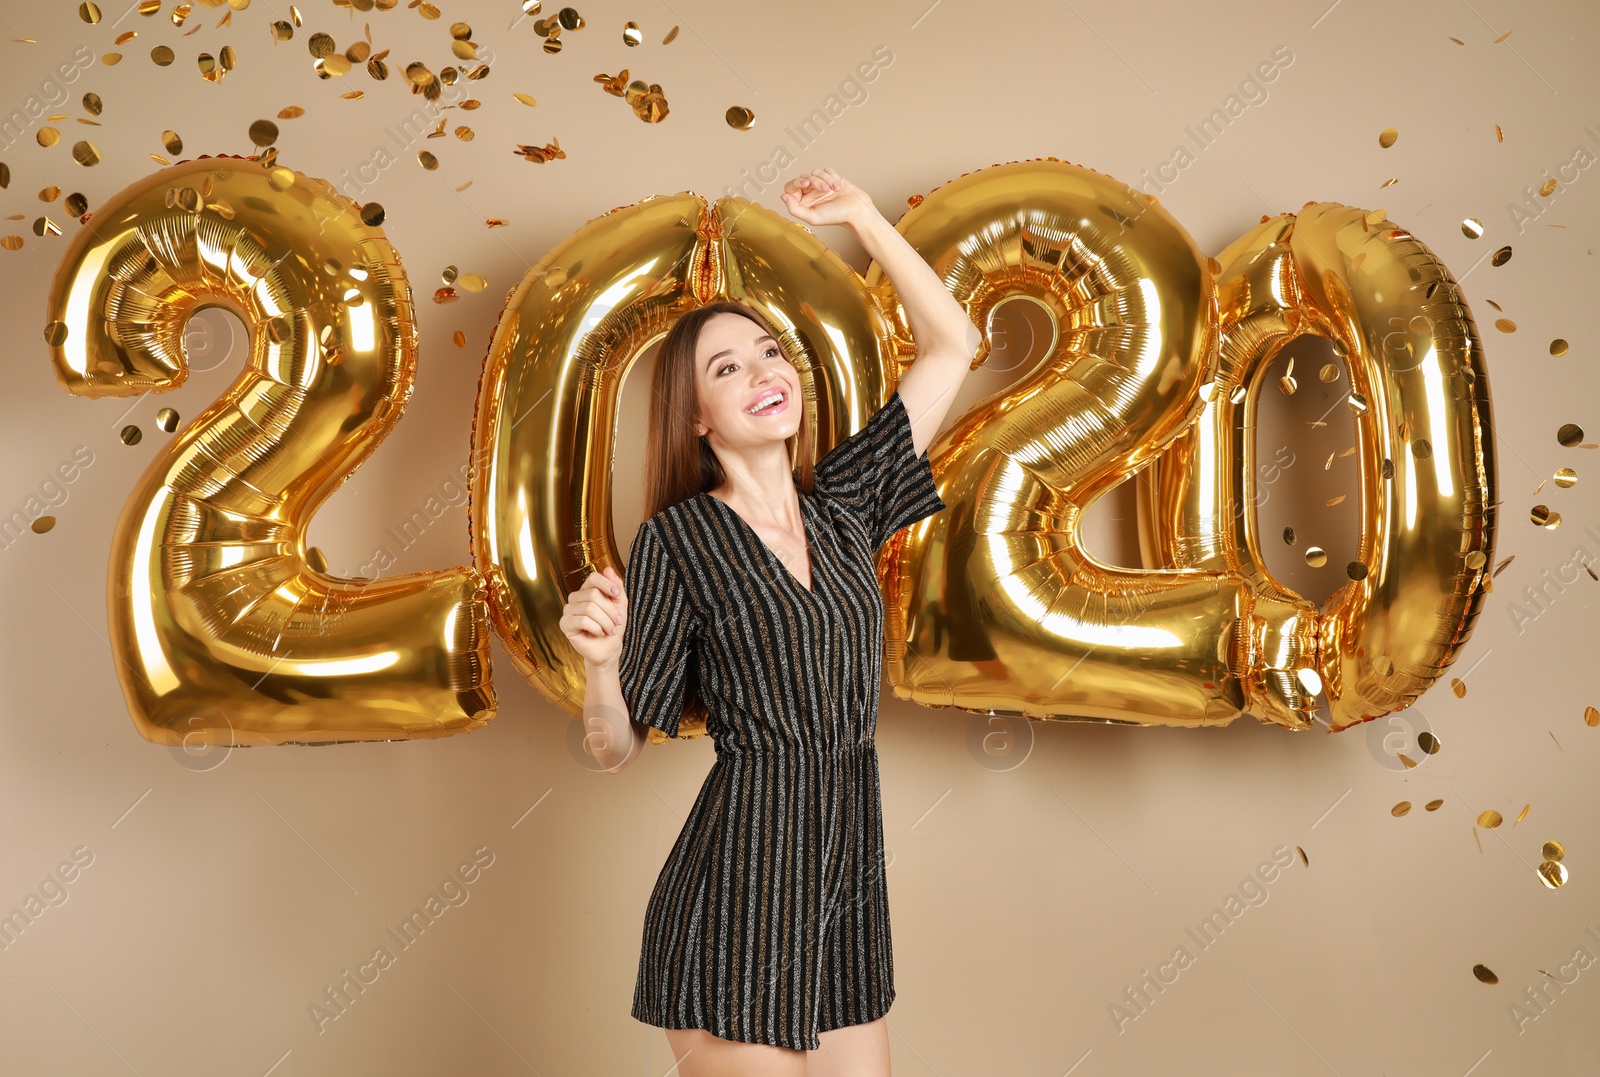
[619,389,946,1051]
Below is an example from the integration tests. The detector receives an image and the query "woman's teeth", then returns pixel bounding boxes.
[746,391,786,415]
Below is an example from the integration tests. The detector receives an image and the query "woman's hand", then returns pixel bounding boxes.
[561,566,628,667]
[780,167,879,230]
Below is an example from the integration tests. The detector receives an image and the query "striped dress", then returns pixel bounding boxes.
[620,389,946,1051]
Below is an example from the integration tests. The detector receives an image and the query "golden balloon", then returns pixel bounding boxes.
[44,155,496,746]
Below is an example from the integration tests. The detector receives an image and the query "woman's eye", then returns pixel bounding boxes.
[718,362,735,375]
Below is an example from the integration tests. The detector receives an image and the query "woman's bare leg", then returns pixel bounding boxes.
[806,1016,891,1077]
[663,1027,807,1077]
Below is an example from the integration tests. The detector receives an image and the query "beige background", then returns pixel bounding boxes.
[3,0,1598,1073]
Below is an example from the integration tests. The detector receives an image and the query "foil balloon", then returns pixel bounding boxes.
[873,159,1319,730]
[44,156,496,746]
[1141,205,1497,731]
[470,192,899,740]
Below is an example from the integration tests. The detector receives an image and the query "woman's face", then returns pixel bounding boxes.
[692,312,803,450]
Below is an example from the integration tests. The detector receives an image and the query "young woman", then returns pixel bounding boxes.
[562,166,981,1076]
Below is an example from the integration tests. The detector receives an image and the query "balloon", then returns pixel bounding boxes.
[44,156,496,746]
[469,192,899,740]
[872,159,1318,730]
[1142,204,1497,731]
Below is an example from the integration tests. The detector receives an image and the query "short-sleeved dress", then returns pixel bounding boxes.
[619,388,946,1051]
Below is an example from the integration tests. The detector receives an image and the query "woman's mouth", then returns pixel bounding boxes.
[744,389,788,417]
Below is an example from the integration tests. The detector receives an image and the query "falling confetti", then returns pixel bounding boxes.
[1378,127,1399,148]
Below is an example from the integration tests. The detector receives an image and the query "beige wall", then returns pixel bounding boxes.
[3,0,1597,1072]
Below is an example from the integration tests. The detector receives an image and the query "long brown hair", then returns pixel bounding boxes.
[642,300,816,519]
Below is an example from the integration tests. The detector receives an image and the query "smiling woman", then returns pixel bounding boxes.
[559,167,978,1073]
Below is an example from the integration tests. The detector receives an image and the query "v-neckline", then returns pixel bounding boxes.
[700,490,820,596]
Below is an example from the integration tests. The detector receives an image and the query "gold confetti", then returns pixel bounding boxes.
[120,424,142,445]
[1324,451,1335,471]
[1461,217,1483,239]
[80,2,102,22]
[270,19,293,41]
[31,515,55,534]
[0,235,23,251]
[71,141,100,166]
[1585,706,1599,727]
[102,52,123,66]
[1425,799,1444,811]
[1494,317,1516,333]
[455,125,474,141]
[162,130,182,154]
[623,21,642,46]
[1318,363,1340,384]
[1539,178,1558,197]
[1492,555,1513,577]
[32,216,60,236]
[486,218,510,228]
[83,92,103,116]
[1347,561,1368,581]
[1325,493,1346,507]
[1477,810,1502,829]
[1412,439,1432,460]
[417,150,438,170]
[1419,731,1440,755]
[340,90,364,100]
[38,186,59,202]
[345,41,371,63]
[64,192,88,216]
[139,0,160,13]
[290,4,301,26]
[1493,29,1513,43]
[248,120,279,146]
[1379,177,1397,188]
[1557,423,1584,447]
[37,126,60,147]
[433,286,458,303]
[171,3,190,26]
[513,137,564,164]
[1515,803,1531,825]
[459,273,487,292]
[307,31,334,58]
[1282,526,1295,546]
[149,153,169,165]
[316,54,351,78]
[513,91,538,107]
[1554,467,1577,488]
[1378,127,1398,148]
[1490,245,1512,266]
[1529,504,1559,529]
[1279,374,1297,395]
[359,202,384,226]
[1392,801,1411,817]
[115,31,138,45]
[1451,677,1466,698]
[454,179,472,192]
[452,330,466,347]
[278,105,305,119]
[151,44,174,65]
[1305,546,1328,568]
[459,99,482,110]
[1549,338,1568,357]
[726,105,756,131]
[1465,550,1487,570]
[418,1,441,18]
[1473,964,1498,985]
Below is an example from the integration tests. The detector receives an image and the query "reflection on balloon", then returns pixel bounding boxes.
[44,155,496,746]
